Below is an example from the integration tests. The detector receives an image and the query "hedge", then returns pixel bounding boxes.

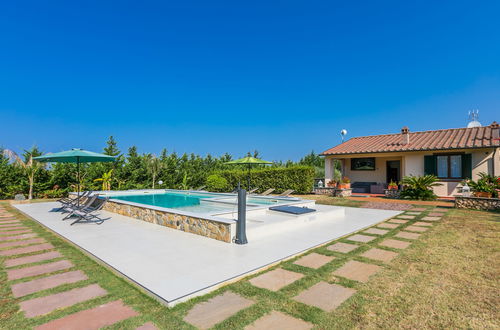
[215,165,315,194]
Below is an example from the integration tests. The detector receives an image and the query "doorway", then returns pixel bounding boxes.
[386,160,400,183]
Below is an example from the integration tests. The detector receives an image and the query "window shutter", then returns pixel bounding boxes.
[462,154,472,179]
[424,155,436,175]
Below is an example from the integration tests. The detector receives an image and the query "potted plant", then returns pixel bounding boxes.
[466,173,500,198]
[388,180,398,190]
[327,179,336,187]
[338,176,351,189]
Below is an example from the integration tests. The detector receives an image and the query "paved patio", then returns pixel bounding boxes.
[14,201,400,306]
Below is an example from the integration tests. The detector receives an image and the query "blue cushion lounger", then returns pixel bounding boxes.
[269,205,316,215]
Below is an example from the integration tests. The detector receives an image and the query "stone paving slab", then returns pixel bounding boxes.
[380,239,411,249]
[0,229,32,236]
[136,322,159,330]
[249,268,304,291]
[6,251,63,268]
[20,284,107,318]
[397,215,415,220]
[377,222,399,229]
[0,233,37,242]
[0,221,24,226]
[7,260,74,280]
[413,221,433,227]
[245,311,313,330]
[410,207,427,211]
[395,231,421,240]
[422,216,441,221]
[388,219,409,224]
[405,212,422,215]
[35,300,139,330]
[0,222,22,227]
[333,260,381,283]
[327,242,359,253]
[0,243,54,257]
[12,270,88,298]
[0,227,27,232]
[361,248,399,263]
[364,228,389,235]
[293,281,356,312]
[184,291,254,329]
[428,212,445,217]
[0,238,44,249]
[405,225,430,232]
[293,253,334,269]
[347,234,376,243]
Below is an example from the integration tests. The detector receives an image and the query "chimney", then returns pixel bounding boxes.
[401,126,410,145]
[491,121,499,141]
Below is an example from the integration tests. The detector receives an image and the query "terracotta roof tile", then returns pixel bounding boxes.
[321,123,499,156]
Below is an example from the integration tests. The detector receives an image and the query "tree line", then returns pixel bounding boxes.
[0,136,325,199]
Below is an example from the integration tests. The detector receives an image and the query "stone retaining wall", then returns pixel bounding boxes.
[103,200,233,242]
[455,196,500,211]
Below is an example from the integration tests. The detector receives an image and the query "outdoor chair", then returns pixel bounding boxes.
[62,195,99,219]
[259,188,275,196]
[69,197,108,226]
[195,185,206,191]
[248,188,259,194]
[277,189,295,197]
[57,191,93,211]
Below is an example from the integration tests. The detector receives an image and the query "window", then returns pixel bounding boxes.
[351,158,375,171]
[436,154,462,179]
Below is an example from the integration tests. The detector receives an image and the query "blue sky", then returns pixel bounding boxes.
[1,1,499,161]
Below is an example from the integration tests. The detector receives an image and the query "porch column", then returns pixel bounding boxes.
[324,157,334,184]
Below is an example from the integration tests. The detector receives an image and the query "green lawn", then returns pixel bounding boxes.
[1,201,498,329]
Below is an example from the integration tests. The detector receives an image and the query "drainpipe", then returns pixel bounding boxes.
[234,187,248,244]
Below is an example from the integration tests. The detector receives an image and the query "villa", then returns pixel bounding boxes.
[322,121,500,197]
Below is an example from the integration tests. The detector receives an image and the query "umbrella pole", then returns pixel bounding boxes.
[77,157,80,207]
[248,165,251,190]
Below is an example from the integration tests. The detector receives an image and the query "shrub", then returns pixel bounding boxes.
[399,175,442,200]
[41,189,67,199]
[206,174,229,192]
[464,172,500,198]
[216,165,315,194]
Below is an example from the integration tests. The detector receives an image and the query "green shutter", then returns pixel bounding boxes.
[424,155,436,175]
[462,154,472,179]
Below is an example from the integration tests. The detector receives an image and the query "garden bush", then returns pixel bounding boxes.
[399,175,441,200]
[216,165,315,194]
[206,174,229,192]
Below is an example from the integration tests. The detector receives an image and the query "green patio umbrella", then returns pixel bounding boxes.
[34,149,116,206]
[225,156,273,190]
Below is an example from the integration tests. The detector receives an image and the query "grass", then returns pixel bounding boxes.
[1,201,499,329]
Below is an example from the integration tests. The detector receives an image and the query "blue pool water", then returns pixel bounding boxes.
[111,192,213,209]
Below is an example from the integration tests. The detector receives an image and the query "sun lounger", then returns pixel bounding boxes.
[195,185,206,191]
[57,191,92,210]
[259,188,275,196]
[62,195,99,219]
[277,189,295,197]
[248,188,259,194]
[70,197,108,225]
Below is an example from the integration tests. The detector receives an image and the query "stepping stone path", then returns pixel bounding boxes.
[0,206,143,329]
[246,311,313,330]
[361,248,398,263]
[413,221,433,227]
[5,251,62,268]
[327,242,359,253]
[20,284,107,317]
[293,281,356,312]
[12,270,88,298]
[422,216,441,221]
[405,212,421,215]
[347,234,376,243]
[184,291,254,329]
[388,219,408,224]
[405,225,430,232]
[377,222,399,229]
[397,215,415,220]
[380,239,411,249]
[395,231,421,240]
[294,253,334,269]
[35,300,138,330]
[333,260,381,283]
[410,207,427,212]
[0,237,45,249]
[249,268,304,291]
[364,228,389,235]
[136,322,159,330]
